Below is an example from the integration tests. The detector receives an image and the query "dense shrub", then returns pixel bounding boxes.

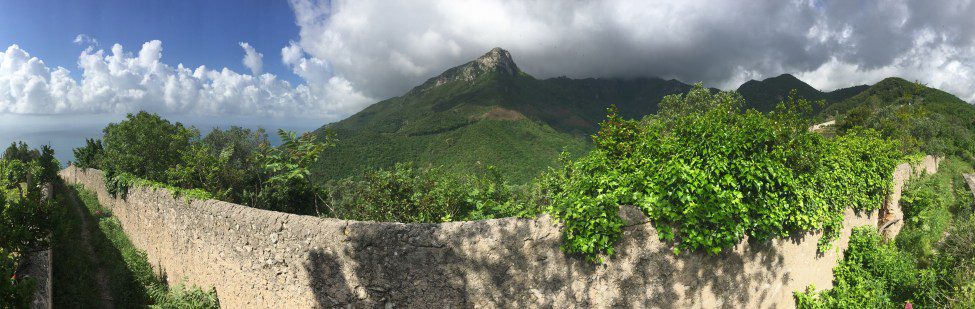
[81,112,333,215]
[546,85,899,261]
[324,163,541,222]
[0,142,60,305]
[797,158,975,308]
[795,227,934,308]
[101,111,198,183]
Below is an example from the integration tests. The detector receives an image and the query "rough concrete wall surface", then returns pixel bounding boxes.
[59,159,935,308]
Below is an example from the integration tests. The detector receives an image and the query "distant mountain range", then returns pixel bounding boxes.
[310,47,966,183]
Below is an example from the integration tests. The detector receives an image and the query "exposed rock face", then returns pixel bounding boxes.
[474,47,520,77]
[416,47,521,92]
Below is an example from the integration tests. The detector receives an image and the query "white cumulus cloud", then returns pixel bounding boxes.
[0,40,374,119]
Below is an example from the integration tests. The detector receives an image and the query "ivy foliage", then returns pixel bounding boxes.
[545,85,900,261]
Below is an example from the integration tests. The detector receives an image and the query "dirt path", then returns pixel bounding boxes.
[66,189,116,309]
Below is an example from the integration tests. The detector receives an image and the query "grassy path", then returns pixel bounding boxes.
[65,187,116,308]
[52,184,220,308]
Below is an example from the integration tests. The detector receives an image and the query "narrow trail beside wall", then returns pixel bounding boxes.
[66,189,116,309]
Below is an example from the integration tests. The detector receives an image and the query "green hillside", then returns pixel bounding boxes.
[819,77,975,158]
[737,73,867,112]
[312,48,695,182]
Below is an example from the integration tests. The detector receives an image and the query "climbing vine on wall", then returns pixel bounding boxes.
[545,86,901,262]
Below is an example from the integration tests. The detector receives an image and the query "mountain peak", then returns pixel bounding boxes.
[475,47,519,76]
[412,47,522,93]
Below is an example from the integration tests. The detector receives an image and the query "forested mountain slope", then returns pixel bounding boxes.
[313,48,961,183]
[736,73,868,113]
[818,77,975,159]
[311,48,698,182]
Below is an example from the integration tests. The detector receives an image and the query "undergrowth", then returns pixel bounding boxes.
[71,185,219,308]
[795,157,975,308]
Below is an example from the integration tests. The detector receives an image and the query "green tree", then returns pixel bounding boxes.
[166,127,268,203]
[3,142,38,163]
[72,138,104,169]
[101,112,198,182]
[248,130,332,214]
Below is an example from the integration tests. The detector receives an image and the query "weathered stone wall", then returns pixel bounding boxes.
[881,156,941,239]
[59,156,939,308]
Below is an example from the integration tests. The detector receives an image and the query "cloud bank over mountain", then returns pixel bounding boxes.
[0,40,372,120]
[289,0,975,103]
[1,0,973,119]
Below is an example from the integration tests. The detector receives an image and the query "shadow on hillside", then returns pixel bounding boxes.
[62,185,153,307]
[303,216,790,307]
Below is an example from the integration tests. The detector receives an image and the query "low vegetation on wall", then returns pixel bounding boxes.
[796,158,975,308]
[545,86,900,260]
[1,142,59,306]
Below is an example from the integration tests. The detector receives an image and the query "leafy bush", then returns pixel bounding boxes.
[1,247,35,307]
[101,111,198,183]
[0,142,61,305]
[86,112,332,215]
[546,85,899,261]
[323,163,541,222]
[798,158,975,308]
[795,227,935,308]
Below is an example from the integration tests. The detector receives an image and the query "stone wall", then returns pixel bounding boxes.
[59,156,939,308]
[16,183,53,309]
[881,156,941,239]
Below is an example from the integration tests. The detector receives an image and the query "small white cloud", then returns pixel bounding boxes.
[73,34,99,46]
[281,41,303,67]
[239,42,264,75]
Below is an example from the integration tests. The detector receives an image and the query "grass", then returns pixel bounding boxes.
[53,185,219,308]
[50,190,102,308]
[896,158,974,265]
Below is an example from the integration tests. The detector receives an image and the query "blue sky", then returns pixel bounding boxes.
[0,0,300,83]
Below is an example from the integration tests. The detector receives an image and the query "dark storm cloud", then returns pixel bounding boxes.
[289,0,975,103]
